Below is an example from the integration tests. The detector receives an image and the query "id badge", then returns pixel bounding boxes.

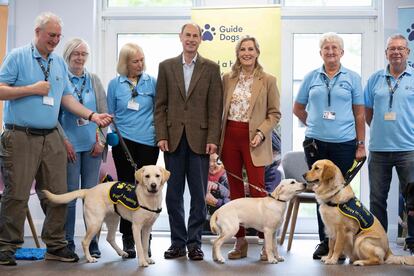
[384,112,396,121]
[43,96,54,106]
[323,111,336,120]
[77,118,89,126]
[127,100,139,111]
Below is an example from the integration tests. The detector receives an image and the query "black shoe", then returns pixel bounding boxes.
[313,241,329,259]
[122,235,136,259]
[0,251,16,266]
[188,247,204,261]
[67,240,75,252]
[89,240,101,258]
[148,234,152,258]
[164,245,186,259]
[45,246,79,262]
[409,247,414,256]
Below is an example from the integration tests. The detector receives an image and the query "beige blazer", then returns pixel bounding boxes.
[155,54,223,154]
[220,71,281,166]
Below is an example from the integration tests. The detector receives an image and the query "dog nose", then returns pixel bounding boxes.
[150,183,157,189]
[302,173,307,179]
[303,183,307,189]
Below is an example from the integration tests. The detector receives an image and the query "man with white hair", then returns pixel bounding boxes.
[365,33,414,256]
[0,12,112,265]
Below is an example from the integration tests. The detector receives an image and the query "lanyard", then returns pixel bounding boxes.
[386,73,405,110]
[69,75,87,104]
[128,75,141,99]
[31,45,52,81]
[322,74,339,107]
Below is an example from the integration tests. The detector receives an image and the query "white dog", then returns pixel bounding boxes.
[210,179,306,264]
[43,165,170,267]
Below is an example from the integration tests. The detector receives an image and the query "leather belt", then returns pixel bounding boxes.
[5,124,56,136]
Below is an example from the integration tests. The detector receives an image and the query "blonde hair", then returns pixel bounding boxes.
[117,43,146,76]
[62,38,90,64]
[230,35,263,78]
[319,32,344,50]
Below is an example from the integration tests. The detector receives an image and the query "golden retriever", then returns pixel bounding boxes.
[43,165,170,267]
[303,159,414,266]
[210,179,306,264]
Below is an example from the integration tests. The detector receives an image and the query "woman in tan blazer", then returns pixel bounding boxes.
[220,35,281,261]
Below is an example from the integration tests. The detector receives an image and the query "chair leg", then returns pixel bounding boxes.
[26,209,40,248]
[279,200,294,245]
[287,198,300,251]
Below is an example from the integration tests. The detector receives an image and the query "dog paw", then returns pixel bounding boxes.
[268,258,278,264]
[323,258,338,265]
[139,261,149,267]
[146,258,155,264]
[120,251,129,258]
[352,260,365,266]
[276,256,285,262]
[321,256,330,262]
[86,257,97,263]
[214,256,225,264]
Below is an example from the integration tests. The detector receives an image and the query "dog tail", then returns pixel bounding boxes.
[42,189,87,204]
[210,211,219,234]
[385,249,414,265]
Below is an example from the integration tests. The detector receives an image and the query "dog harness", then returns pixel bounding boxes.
[327,197,374,233]
[108,181,162,213]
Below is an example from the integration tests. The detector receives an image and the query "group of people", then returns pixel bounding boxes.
[0,10,412,267]
[293,32,414,259]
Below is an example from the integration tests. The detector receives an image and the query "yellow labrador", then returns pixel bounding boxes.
[43,165,170,267]
[304,159,414,266]
[210,179,306,264]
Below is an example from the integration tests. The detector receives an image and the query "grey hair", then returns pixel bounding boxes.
[62,38,90,64]
[230,35,263,78]
[386,33,409,48]
[319,32,344,50]
[117,43,146,76]
[34,12,63,30]
[180,23,202,36]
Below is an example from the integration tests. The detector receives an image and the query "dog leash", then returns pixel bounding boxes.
[225,171,285,202]
[111,120,138,171]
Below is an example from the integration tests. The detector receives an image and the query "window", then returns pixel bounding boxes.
[284,0,372,7]
[107,0,192,8]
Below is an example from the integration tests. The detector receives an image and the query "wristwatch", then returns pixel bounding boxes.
[356,140,365,146]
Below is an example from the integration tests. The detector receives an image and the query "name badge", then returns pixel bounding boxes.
[127,100,139,111]
[77,118,89,126]
[384,112,396,121]
[43,96,54,106]
[323,111,336,120]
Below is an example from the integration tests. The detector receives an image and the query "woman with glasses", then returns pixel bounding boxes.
[293,32,366,260]
[107,43,159,258]
[59,38,108,257]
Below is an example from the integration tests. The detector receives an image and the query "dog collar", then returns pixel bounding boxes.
[268,193,286,202]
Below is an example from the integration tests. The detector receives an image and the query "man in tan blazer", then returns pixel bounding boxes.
[154,23,223,261]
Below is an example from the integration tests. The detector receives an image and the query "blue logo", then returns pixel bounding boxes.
[407,23,414,41]
[202,24,216,41]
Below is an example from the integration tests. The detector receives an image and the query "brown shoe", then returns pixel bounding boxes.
[227,239,248,259]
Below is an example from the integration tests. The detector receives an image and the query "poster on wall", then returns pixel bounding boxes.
[191,6,281,86]
[0,5,8,66]
[398,6,414,68]
[191,6,282,235]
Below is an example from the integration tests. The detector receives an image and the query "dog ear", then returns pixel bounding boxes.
[161,167,170,183]
[272,183,283,197]
[135,167,145,184]
[321,163,336,181]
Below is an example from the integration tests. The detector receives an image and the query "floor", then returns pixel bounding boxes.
[2,234,414,276]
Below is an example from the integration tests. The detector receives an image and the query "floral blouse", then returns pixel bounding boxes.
[227,72,253,122]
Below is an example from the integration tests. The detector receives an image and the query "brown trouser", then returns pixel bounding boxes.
[0,128,67,252]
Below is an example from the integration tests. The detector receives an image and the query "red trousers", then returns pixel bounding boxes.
[221,120,266,238]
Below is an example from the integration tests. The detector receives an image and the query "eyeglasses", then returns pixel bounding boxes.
[72,51,89,57]
[47,32,63,39]
[386,47,408,53]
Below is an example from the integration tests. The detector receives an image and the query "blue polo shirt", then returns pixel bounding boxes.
[364,66,414,151]
[107,73,157,146]
[59,71,97,152]
[0,43,72,129]
[295,65,363,143]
